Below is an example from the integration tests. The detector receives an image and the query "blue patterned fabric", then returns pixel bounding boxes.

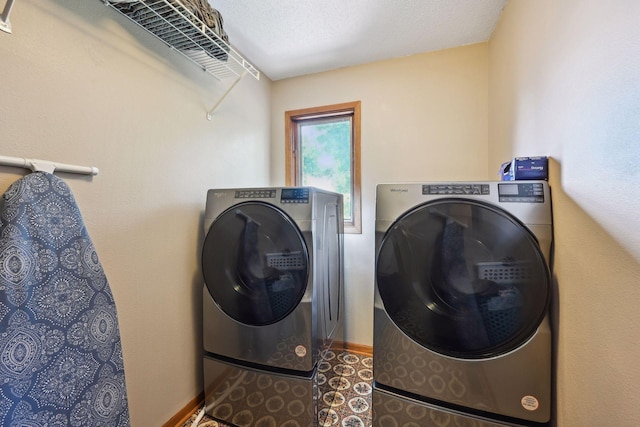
[0,172,130,426]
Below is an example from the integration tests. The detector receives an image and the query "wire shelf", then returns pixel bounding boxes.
[103,0,259,81]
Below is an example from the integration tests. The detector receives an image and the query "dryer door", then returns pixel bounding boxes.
[202,202,309,326]
[376,198,551,359]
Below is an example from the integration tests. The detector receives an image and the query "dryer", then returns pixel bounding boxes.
[373,181,553,426]
[202,187,344,372]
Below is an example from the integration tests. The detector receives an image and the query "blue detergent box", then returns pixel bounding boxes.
[500,156,548,181]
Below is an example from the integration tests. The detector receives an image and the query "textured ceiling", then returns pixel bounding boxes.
[211,0,508,81]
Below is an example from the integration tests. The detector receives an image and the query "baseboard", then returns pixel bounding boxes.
[340,341,373,356]
[168,342,372,426]
[163,392,203,427]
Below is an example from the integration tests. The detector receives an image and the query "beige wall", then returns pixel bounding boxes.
[0,0,271,425]
[271,43,490,346]
[5,1,638,425]
[489,0,640,425]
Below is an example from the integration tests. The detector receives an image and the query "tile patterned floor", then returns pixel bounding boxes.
[182,351,373,427]
[317,351,373,427]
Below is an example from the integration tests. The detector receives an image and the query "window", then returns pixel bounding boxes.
[285,101,361,233]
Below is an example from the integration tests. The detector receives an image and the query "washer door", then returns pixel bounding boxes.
[202,202,309,326]
[376,199,551,359]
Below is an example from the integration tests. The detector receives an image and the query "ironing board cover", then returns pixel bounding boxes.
[0,172,130,426]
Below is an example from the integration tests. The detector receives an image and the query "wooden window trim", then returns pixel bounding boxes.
[285,101,362,234]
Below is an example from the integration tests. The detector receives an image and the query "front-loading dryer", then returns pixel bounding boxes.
[373,181,553,426]
[202,187,344,373]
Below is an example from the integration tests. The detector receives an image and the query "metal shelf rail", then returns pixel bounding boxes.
[102,0,260,118]
[1,0,16,33]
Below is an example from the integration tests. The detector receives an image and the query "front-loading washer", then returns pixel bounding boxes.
[201,187,344,426]
[202,187,344,371]
[373,181,553,426]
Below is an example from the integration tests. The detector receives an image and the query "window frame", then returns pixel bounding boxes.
[285,101,362,234]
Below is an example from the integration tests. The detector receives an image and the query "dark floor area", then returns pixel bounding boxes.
[182,351,373,427]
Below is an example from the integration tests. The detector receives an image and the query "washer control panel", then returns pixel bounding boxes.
[234,189,277,199]
[280,188,310,204]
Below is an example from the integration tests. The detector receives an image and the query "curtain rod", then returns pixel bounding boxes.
[0,155,99,176]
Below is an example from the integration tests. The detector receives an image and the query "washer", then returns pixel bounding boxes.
[201,187,344,426]
[202,187,344,372]
[373,181,553,426]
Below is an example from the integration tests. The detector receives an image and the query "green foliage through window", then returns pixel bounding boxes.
[286,101,361,233]
[298,117,352,220]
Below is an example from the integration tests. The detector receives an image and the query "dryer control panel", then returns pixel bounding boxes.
[498,183,545,203]
[423,184,490,195]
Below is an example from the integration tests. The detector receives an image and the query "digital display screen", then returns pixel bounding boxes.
[498,184,520,195]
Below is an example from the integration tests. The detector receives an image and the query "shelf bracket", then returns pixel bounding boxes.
[1,0,16,34]
[206,70,247,120]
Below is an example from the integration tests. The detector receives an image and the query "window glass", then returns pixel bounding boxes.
[286,101,361,233]
[298,116,353,221]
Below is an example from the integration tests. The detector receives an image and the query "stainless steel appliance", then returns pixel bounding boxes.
[201,187,344,426]
[373,181,553,426]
